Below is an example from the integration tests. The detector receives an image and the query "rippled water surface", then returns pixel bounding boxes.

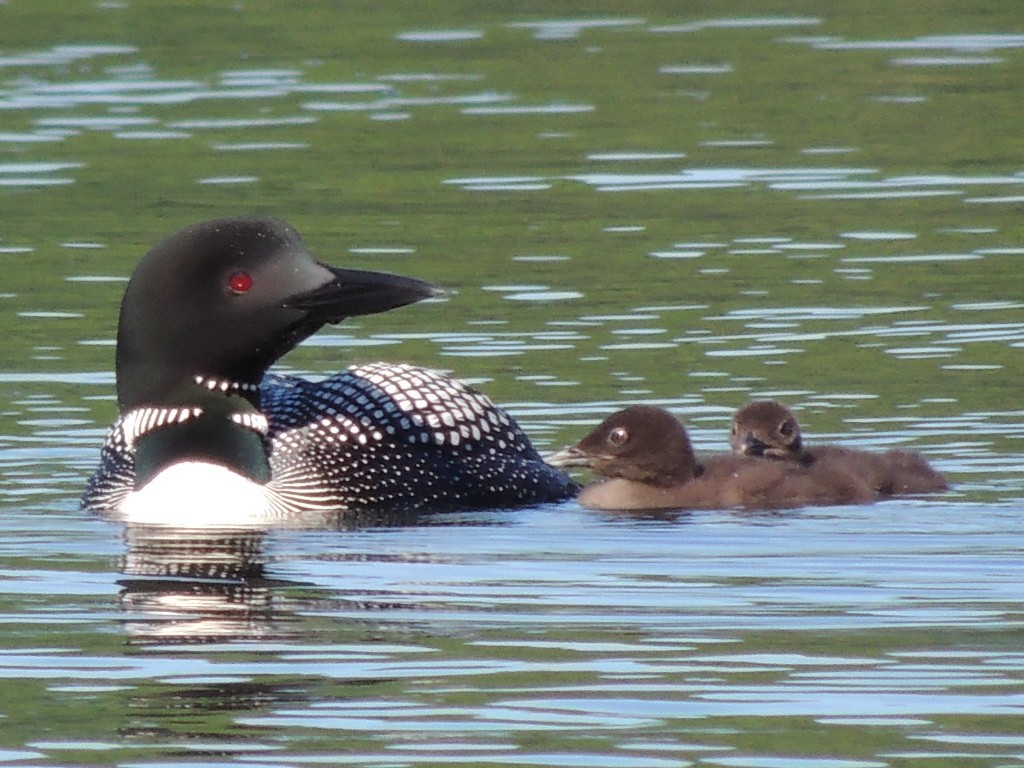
[2,2,1023,766]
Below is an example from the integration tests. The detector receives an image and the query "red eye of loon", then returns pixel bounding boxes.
[228,271,254,294]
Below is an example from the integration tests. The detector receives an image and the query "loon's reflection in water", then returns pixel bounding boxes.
[115,508,427,645]
[118,524,296,645]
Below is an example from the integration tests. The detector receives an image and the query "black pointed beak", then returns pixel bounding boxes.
[283,264,444,322]
[545,445,595,469]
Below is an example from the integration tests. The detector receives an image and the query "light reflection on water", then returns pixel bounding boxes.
[223,296,1024,374]
[2,489,1023,765]
[4,503,1018,764]
[2,3,1024,767]
[444,167,1024,202]
[805,33,1024,52]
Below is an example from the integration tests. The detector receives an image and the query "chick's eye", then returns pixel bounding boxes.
[608,426,629,447]
[228,271,254,295]
[779,420,793,437]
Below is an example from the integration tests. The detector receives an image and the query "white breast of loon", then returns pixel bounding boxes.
[118,462,273,528]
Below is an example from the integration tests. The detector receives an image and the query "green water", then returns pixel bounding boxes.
[3,1,1023,424]
[1,2,1023,766]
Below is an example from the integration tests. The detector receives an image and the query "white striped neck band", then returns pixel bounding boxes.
[192,375,260,394]
[120,405,269,449]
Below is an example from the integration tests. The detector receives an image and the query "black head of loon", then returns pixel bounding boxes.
[115,217,440,412]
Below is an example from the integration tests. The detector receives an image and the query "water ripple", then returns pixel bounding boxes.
[651,17,821,34]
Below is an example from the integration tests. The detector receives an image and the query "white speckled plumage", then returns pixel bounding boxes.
[84,362,577,517]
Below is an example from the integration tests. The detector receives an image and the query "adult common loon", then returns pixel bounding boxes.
[82,217,578,522]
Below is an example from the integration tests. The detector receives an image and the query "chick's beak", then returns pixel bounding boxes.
[545,445,595,469]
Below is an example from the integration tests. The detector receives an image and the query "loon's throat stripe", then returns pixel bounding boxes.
[230,411,270,434]
[119,406,269,449]
[121,406,204,449]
